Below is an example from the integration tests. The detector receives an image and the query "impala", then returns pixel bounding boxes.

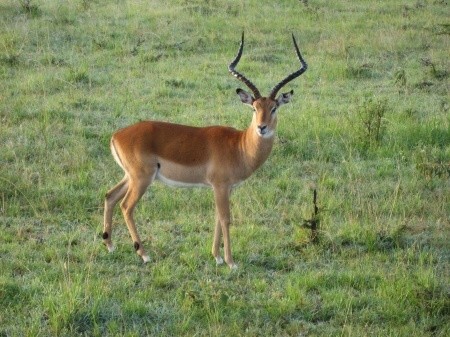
[102,33,307,269]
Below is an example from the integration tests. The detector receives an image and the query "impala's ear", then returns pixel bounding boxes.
[236,88,254,106]
[276,90,294,106]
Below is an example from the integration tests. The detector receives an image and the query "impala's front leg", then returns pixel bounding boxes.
[213,185,236,269]
[212,214,224,265]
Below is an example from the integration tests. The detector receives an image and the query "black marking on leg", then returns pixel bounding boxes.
[157,162,161,169]
[134,242,140,251]
[102,232,109,240]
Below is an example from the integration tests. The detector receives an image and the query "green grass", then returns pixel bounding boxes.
[1,0,449,336]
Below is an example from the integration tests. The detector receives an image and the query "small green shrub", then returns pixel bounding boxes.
[351,96,389,152]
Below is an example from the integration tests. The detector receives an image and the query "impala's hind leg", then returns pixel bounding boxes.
[120,173,154,263]
[103,176,129,252]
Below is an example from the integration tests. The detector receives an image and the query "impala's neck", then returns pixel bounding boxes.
[241,121,276,173]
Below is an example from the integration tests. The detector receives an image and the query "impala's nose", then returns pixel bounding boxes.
[258,125,267,135]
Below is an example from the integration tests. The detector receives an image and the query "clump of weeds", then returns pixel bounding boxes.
[351,95,389,153]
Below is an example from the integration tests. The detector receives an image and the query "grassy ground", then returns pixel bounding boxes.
[1,0,449,336]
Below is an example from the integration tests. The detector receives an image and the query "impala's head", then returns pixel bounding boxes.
[235,89,293,138]
[229,32,307,138]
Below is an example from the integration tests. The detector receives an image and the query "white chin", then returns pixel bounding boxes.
[256,130,274,138]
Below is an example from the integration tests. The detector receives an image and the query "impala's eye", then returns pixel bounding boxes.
[271,107,277,115]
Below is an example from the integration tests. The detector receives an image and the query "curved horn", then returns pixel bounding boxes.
[228,32,261,99]
[269,34,308,99]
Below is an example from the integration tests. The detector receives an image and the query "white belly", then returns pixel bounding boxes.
[154,158,244,189]
[155,171,210,188]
